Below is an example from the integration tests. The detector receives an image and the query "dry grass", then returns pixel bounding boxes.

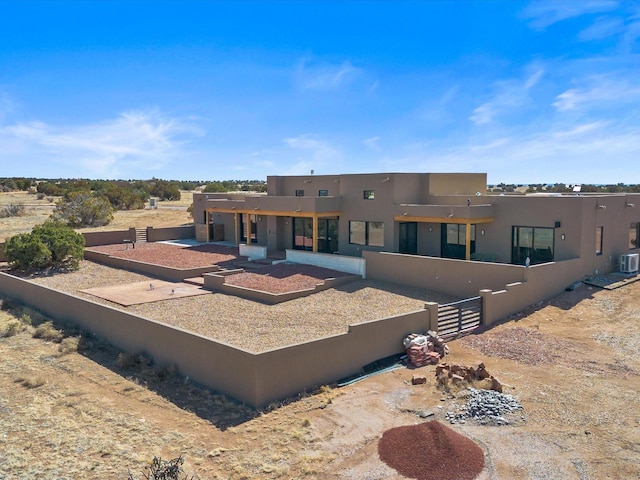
[0,190,194,242]
[0,191,58,241]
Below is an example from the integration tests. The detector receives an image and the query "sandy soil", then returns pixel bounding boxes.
[1,278,639,479]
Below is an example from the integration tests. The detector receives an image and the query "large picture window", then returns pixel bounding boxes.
[629,222,639,249]
[349,221,384,247]
[441,224,476,259]
[512,226,554,265]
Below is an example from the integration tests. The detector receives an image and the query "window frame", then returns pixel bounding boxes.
[363,190,375,200]
[511,225,555,265]
[295,189,304,197]
[349,220,384,247]
[596,226,604,255]
[318,189,328,197]
[629,222,639,249]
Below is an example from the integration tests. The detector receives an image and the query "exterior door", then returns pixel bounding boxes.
[441,223,475,259]
[293,217,313,250]
[240,214,257,244]
[318,218,339,253]
[399,222,418,254]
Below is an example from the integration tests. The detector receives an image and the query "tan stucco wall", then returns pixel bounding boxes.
[147,225,195,242]
[0,271,435,407]
[481,257,585,325]
[0,271,260,404]
[364,251,526,297]
[84,250,221,282]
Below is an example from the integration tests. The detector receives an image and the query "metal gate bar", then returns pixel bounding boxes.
[437,296,482,337]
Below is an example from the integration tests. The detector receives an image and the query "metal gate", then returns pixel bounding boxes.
[437,296,482,337]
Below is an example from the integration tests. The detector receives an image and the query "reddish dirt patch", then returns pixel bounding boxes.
[87,243,243,268]
[378,420,485,480]
[223,263,351,294]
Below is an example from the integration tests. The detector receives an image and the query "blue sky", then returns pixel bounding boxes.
[1,1,639,184]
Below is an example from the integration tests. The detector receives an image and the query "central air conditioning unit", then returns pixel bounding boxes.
[619,253,640,273]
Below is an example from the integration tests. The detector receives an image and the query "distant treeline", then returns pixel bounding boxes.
[0,177,267,211]
[490,183,640,193]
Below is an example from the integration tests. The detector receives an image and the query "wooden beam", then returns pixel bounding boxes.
[393,215,494,224]
[312,216,319,253]
[208,208,341,218]
[465,221,472,261]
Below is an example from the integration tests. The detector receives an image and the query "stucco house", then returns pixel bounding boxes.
[193,172,640,279]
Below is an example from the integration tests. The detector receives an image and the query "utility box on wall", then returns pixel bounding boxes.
[620,253,639,273]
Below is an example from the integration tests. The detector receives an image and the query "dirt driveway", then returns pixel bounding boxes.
[0,280,639,479]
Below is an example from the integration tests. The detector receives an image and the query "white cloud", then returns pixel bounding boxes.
[553,75,640,111]
[0,110,203,177]
[381,121,640,183]
[469,104,495,126]
[469,67,544,126]
[294,58,362,91]
[578,15,625,40]
[522,0,619,30]
[363,136,381,151]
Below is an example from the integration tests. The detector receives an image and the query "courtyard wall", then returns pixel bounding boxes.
[0,271,434,407]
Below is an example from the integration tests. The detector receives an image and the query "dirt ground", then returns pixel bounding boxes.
[1,277,639,479]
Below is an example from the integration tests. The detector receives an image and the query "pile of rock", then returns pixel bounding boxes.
[445,387,523,426]
[436,361,503,392]
[378,420,485,480]
[403,331,449,367]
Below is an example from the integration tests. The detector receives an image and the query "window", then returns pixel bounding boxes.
[629,222,639,249]
[349,221,384,247]
[368,222,385,247]
[363,190,375,200]
[441,223,476,259]
[446,224,475,245]
[295,190,304,197]
[512,226,554,265]
[318,189,328,196]
[596,226,603,255]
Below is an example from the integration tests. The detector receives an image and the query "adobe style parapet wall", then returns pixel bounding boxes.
[0,271,436,408]
[364,251,586,326]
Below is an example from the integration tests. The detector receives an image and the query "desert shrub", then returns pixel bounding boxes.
[116,352,139,369]
[4,221,84,271]
[0,204,26,218]
[16,376,46,389]
[51,190,113,227]
[36,192,46,200]
[31,221,85,269]
[58,336,80,354]
[128,456,194,480]
[4,233,52,270]
[33,321,64,342]
[2,320,23,338]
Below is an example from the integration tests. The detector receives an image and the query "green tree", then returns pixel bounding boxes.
[32,222,85,269]
[51,191,114,227]
[4,233,52,270]
[148,179,181,201]
[4,222,84,271]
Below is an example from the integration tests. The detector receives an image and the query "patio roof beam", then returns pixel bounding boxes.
[393,215,494,224]
[207,208,341,218]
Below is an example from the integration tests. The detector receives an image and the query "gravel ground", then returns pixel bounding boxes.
[28,261,457,352]
[86,242,244,268]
